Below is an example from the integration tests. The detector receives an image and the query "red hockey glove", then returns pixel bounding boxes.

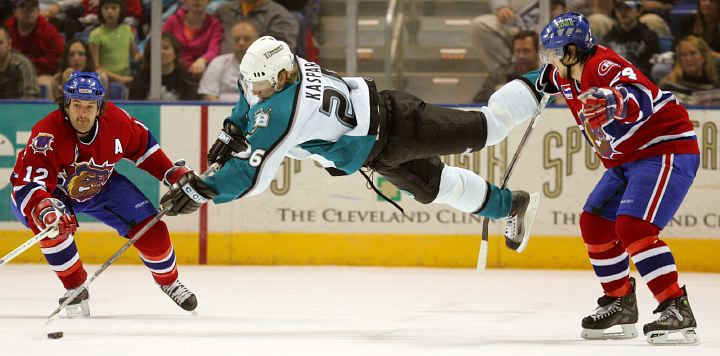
[163,159,193,187]
[578,87,627,130]
[31,198,77,239]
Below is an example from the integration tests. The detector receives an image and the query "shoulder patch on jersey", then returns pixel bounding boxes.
[561,84,573,99]
[598,60,620,77]
[30,133,54,156]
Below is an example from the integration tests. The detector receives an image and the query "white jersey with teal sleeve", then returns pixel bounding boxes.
[204,57,378,203]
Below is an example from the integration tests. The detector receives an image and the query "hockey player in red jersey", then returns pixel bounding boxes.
[9,72,198,316]
[523,12,699,344]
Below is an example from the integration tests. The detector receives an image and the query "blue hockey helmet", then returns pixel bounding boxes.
[539,12,595,64]
[63,71,105,107]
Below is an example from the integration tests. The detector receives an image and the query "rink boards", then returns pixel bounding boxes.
[1,102,718,271]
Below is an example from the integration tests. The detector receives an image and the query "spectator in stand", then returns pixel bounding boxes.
[586,0,615,42]
[4,0,64,97]
[638,0,671,37]
[0,24,38,98]
[163,0,222,77]
[678,0,720,56]
[52,38,109,98]
[38,0,84,41]
[214,0,299,54]
[660,35,720,104]
[469,0,573,71]
[79,0,142,28]
[604,0,659,78]
[199,19,258,101]
[89,0,141,86]
[129,33,199,101]
[472,30,539,103]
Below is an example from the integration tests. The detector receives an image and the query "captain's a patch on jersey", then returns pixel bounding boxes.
[561,84,573,99]
[30,133,54,156]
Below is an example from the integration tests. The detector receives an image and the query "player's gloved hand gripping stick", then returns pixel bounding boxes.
[158,120,248,216]
[477,94,550,272]
[1,198,77,267]
[46,163,220,324]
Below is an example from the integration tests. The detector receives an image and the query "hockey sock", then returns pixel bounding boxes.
[616,215,683,303]
[130,216,178,286]
[473,183,512,219]
[39,234,87,289]
[432,166,489,213]
[580,212,631,297]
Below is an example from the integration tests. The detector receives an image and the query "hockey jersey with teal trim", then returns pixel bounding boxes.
[205,57,377,203]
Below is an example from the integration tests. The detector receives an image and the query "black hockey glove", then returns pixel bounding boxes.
[160,171,218,216]
[207,120,250,167]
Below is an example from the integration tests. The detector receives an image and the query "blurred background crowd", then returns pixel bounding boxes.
[0,0,717,105]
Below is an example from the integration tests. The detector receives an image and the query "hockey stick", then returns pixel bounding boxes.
[477,94,550,272]
[46,163,220,323]
[0,227,56,267]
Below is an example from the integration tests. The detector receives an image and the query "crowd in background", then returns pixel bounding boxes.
[0,0,318,101]
[0,0,717,105]
[471,0,720,105]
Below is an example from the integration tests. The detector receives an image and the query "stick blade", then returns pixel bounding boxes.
[476,218,490,272]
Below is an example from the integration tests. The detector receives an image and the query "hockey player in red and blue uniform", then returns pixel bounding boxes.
[9,72,198,316]
[521,12,699,344]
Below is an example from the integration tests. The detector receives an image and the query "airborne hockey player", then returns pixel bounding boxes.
[10,72,198,316]
[160,35,545,254]
[523,13,699,344]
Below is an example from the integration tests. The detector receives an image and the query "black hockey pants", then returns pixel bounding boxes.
[363,90,488,204]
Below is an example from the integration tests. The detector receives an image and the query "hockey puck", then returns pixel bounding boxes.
[47,331,64,339]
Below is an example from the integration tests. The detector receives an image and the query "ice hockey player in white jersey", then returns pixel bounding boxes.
[161,36,543,250]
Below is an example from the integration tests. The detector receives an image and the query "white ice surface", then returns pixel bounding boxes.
[0,265,718,356]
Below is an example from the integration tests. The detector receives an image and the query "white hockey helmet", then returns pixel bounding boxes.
[238,36,295,93]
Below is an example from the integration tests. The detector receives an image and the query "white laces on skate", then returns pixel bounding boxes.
[504,216,518,241]
[590,299,622,321]
[161,280,193,304]
[657,303,684,323]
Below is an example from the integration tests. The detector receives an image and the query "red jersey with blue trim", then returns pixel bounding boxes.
[10,102,173,226]
[534,45,699,168]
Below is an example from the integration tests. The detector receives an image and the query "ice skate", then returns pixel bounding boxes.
[160,279,197,312]
[581,277,638,340]
[504,190,540,253]
[643,287,699,345]
[58,287,90,318]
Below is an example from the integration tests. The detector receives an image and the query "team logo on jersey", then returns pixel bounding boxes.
[30,133,54,156]
[598,60,620,77]
[254,108,271,128]
[65,158,115,202]
[561,84,573,99]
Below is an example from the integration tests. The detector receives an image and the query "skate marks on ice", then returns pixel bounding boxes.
[0,265,718,355]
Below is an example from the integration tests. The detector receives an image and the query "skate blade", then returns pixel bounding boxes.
[646,327,700,345]
[515,193,540,253]
[582,324,638,340]
[64,300,90,318]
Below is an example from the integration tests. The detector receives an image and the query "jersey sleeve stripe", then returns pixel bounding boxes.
[134,143,160,166]
[16,184,46,216]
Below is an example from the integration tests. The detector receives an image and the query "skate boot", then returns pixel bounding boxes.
[504,190,540,252]
[581,277,638,340]
[160,279,197,312]
[643,287,699,345]
[58,287,90,318]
